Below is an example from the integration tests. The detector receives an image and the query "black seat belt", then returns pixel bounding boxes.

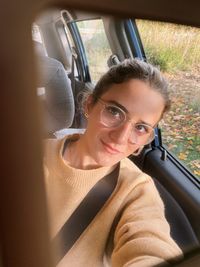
[70,46,77,96]
[52,163,120,264]
[69,46,81,128]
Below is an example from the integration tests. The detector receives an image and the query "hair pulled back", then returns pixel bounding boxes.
[91,58,171,114]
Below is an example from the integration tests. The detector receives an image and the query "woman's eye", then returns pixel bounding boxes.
[135,124,149,134]
[106,106,122,118]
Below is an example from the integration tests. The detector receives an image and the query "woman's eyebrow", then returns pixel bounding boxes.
[107,100,128,113]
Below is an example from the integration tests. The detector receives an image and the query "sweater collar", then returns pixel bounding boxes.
[55,134,117,188]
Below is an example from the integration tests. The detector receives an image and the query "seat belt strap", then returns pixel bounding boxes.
[52,163,120,264]
[71,47,77,96]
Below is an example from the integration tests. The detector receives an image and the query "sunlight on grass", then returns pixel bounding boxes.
[137,20,200,73]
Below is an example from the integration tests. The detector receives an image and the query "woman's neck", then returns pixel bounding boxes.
[63,135,103,170]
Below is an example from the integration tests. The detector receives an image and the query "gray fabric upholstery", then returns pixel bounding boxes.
[154,179,199,253]
[34,41,75,136]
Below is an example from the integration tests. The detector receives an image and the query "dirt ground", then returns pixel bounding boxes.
[160,70,200,178]
[167,68,200,111]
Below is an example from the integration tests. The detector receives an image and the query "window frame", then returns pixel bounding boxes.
[64,20,91,82]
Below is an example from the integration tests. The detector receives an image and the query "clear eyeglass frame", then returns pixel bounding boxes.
[98,98,156,145]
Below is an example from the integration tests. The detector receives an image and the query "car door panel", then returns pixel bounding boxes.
[138,148,200,242]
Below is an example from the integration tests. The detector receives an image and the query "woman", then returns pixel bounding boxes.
[44,59,183,267]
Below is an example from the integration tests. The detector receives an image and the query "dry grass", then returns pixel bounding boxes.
[137,20,200,72]
[136,20,200,178]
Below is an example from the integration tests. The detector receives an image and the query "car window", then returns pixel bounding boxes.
[76,19,112,83]
[32,23,43,43]
[32,23,47,55]
[136,20,200,180]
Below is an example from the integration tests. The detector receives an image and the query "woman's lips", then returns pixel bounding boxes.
[101,140,122,154]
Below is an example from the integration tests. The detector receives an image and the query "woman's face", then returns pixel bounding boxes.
[83,79,165,167]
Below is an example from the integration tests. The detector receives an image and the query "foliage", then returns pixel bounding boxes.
[137,20,200,73]
[145,46,185,72]
[137,20,200,179]
[159,72,200,178]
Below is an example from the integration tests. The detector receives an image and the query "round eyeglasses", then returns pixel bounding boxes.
[98,98,156,145]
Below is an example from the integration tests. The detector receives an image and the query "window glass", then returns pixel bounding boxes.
[32,23,43,43]
[136,20,200,179]
[76,19,112,83]
[63,25,75,49]
[32,23,47,56]
[62,25,79,76]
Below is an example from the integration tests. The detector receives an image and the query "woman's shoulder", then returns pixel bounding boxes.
[119,157,164,209]
[119,157,153,186]
[43,133,80,155]
[43,136,63,155]
[120,157,141,171]
[43,136,68,166]
[120,157,144,176]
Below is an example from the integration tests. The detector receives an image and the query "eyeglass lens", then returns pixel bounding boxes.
[100,103,155,145]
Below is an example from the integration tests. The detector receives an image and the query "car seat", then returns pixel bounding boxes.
[34,41,75,137]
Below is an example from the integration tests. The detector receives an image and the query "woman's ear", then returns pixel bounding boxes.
[84,94,94,115]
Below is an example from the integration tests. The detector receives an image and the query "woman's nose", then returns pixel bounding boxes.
[109,122,137,144]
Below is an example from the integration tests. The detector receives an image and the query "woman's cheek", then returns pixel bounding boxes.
[127,144,140,156]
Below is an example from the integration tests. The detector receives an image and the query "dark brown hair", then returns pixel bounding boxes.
[91,58,171,115]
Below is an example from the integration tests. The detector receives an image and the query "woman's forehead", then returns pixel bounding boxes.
[102,80,163,105]
[100,79,165,122]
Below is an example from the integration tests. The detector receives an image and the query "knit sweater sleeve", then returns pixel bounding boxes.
[111,176,183,267]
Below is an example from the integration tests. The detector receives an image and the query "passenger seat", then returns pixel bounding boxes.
[34,41,75,137]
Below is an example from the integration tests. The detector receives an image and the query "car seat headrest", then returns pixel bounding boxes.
[34,41,75,137]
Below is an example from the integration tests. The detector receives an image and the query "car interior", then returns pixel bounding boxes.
[0,1,200,267]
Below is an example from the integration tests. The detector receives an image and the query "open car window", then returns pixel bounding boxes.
[76,19,112,83]
[136,20,200,181]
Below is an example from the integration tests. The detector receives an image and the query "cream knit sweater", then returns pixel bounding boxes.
[43,135,182,267]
